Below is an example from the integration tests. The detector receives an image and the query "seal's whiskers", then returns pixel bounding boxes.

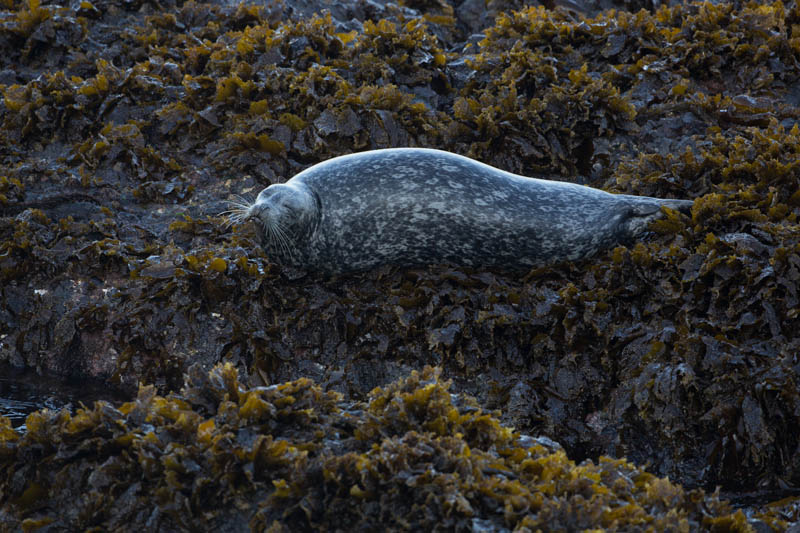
[269,221,294,259]
[218,196,255,228]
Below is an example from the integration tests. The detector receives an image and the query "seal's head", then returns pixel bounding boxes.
[223,182,319,262]
[248,183,319,258]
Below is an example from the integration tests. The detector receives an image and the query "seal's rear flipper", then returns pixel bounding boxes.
[658,198,694,214]
[622,197,693,238]
[629,198,694,216]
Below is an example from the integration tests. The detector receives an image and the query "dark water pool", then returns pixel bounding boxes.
[0,363,127,431]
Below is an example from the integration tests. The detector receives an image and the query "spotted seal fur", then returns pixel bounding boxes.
[226,148,693,274]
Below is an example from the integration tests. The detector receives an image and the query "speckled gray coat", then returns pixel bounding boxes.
[251,148,693,273]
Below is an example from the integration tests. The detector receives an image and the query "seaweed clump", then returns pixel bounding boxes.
[0,365,756,531]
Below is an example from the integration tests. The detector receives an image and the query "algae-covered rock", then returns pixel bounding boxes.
[1,0,799,515]
[0,365,759,531]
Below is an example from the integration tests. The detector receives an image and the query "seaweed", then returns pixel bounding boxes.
[1,0,799,516]
[0,365,756,531]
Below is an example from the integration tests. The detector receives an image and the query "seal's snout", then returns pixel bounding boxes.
[245,202,260,219]
[246,202,272,229]
[219,194,261,229]
[239,203,255,222]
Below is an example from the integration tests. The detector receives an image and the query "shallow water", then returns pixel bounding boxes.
[0,363,126,430]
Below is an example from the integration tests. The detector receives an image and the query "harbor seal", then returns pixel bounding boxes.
[225,148,693,274]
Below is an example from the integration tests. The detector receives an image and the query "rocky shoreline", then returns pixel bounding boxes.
[1,0,799,529]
